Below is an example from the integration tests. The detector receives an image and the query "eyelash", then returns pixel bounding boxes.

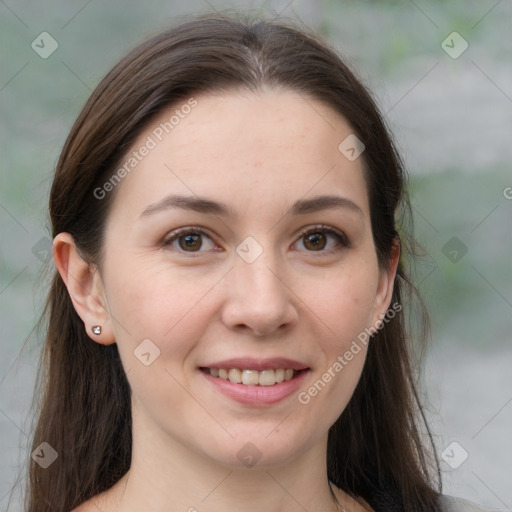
[162,224,350,254]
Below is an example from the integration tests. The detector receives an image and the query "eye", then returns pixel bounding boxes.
[293,225,349,252]
[163,228,218,253]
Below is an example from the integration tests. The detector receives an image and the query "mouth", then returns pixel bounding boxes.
[198,358,310,405]
[200,367,308,386]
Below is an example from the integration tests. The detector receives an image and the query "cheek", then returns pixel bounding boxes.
[104,264,219,420]
[104,259,222,368]
[294,257,378,413]
[301,258,380,344]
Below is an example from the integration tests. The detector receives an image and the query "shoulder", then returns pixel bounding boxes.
[70,504,95,512]
[70,501,105,512]
[69,494,109,512]
[439,494,503,512]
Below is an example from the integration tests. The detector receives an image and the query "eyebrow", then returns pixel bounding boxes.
[139,194,364,219]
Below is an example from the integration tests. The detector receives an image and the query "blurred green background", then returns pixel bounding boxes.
[1,0,511,510]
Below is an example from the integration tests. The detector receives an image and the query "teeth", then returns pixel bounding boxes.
[228,368,242,383]
[207,367,299,386]
[242,369,259,386]
[258,370,275,386]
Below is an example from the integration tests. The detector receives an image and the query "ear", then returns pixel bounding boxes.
[369,238,401,331]
[53,232,115,345]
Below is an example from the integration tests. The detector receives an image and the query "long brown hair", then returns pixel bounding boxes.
[25,12,441,511]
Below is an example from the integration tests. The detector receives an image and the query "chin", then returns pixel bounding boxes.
[203,430,317,471]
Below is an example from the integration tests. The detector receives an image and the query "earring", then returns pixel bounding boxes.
[91,325,102,335]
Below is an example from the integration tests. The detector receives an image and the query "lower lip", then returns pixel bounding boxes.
[200,369,310,406]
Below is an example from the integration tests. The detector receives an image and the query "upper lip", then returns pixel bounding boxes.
[201,357,309,371]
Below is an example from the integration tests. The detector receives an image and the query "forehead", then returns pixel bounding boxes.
[106,89,370,222]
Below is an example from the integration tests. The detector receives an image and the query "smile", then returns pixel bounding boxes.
[201,367,301,386]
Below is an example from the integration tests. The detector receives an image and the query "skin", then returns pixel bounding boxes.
[55,89,399,512]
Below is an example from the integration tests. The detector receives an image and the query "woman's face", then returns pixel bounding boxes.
[97,90,397,468]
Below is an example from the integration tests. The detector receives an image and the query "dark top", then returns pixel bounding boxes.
[331,480,499,511]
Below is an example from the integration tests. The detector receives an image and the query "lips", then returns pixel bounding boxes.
[203,357,309,372]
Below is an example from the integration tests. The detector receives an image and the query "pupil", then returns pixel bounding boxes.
[305,233,326,250]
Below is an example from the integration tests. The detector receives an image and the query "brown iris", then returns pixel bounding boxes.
[178,234,202,251]
[303,232,327,251]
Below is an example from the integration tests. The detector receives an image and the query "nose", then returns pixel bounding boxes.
[220,253,299,337]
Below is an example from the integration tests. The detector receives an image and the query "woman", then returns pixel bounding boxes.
[25,13,499,512]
